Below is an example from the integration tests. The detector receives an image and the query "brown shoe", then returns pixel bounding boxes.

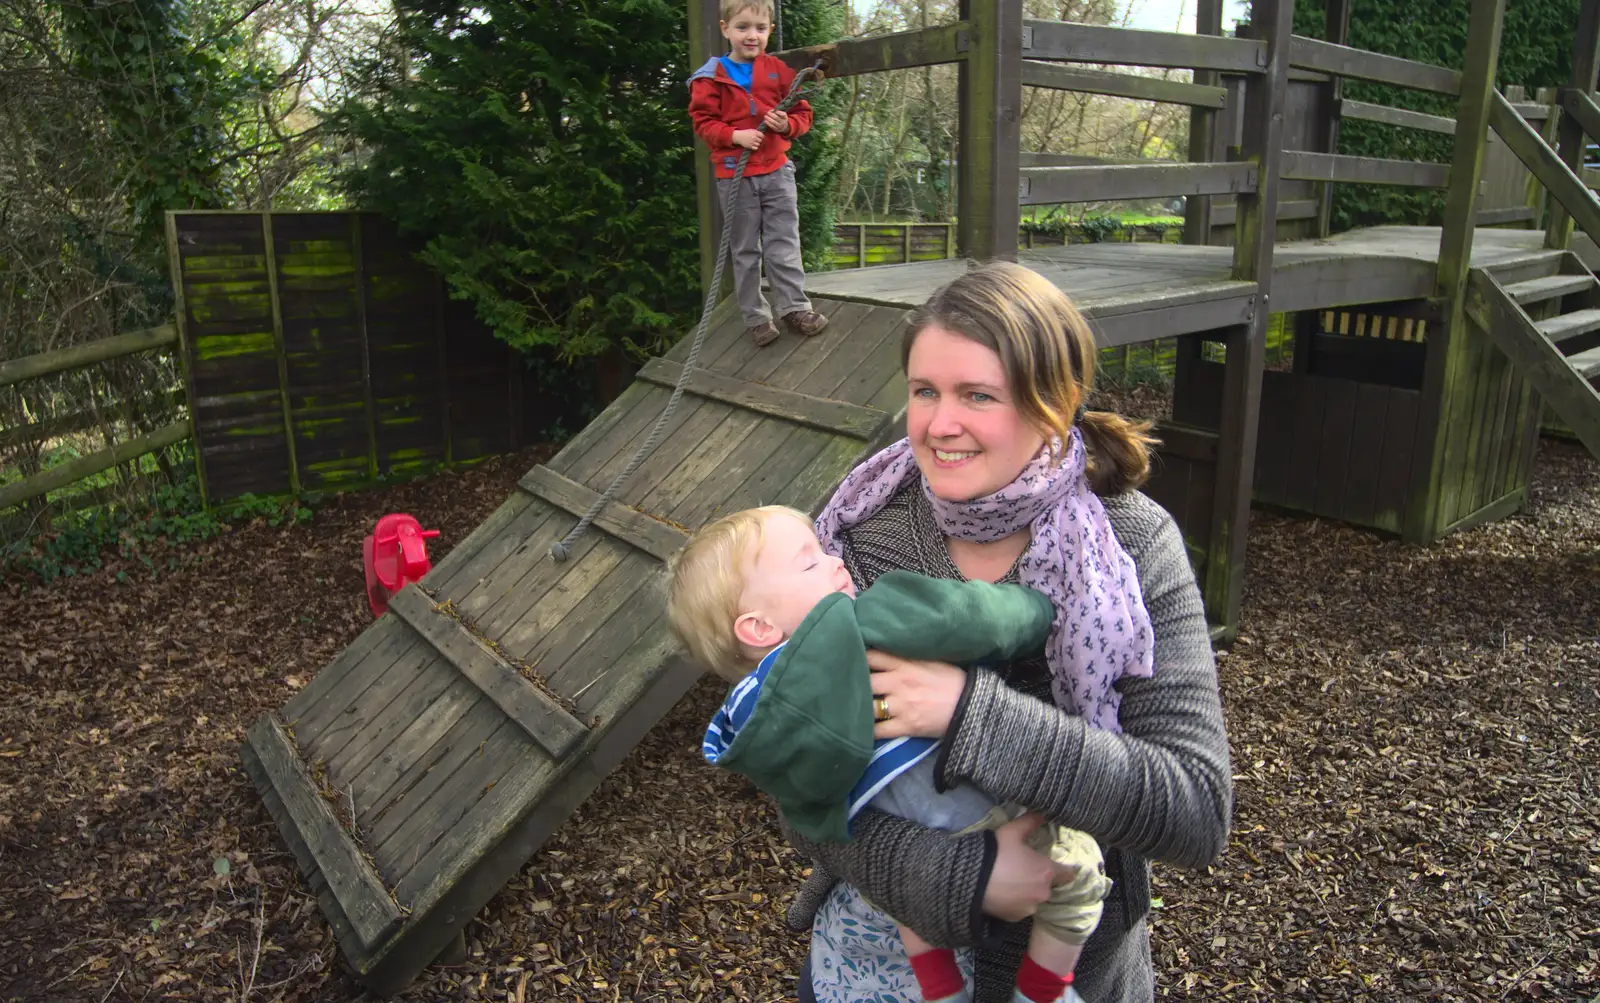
[783,310,829,338]
[747,320,779,347]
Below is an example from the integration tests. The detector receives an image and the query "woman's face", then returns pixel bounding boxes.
[905,324,1046,502]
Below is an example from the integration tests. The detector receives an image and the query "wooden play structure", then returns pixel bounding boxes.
[241,0,1600,992]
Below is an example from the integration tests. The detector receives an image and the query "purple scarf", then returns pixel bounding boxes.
[815,431,1154,732]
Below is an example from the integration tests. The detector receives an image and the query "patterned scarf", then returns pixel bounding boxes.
[814,430,1154,732]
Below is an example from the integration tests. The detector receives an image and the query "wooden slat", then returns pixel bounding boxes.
[1019,61,1227,107]
[386,585,587,759]
[1288,35,1461,95]
[1280,151,1450,188]
[1020,162,1257,205]
[1476,206,1539,225]
[519,465,688,562]
[773,21,966,77]
[0,325,177,389]
[1209,198,1320,227]
[1339,98,1457,134]
[1152,422,1219,462]
[1026,20,1267,73]
[243,714,403,948]
[635,358,889,439]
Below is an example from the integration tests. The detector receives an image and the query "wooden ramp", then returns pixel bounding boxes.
[240,295,906,995]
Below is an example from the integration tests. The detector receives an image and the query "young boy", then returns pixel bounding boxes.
[688,1,830,348]
[665,505,1112,1003]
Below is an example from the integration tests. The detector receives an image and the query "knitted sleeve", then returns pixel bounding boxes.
[937,494,1234,869]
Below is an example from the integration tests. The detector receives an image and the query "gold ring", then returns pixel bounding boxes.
[873,696,891,722]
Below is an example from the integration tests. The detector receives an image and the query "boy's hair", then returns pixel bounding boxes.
[666,504,810,683]
[721,0,774,22]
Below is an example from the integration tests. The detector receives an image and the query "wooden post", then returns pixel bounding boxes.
[858,223,867,268]
[260,213,301,496]
[955,0,1022,261]
[350,214,380,483]
[1545,0,1600,249]
[688,0,725,297]
[1317,0,1352,237]
[1411,0,1508,542]
[1207,0,1293,634]
[903,223,913,264]
[1183,0,1224,245]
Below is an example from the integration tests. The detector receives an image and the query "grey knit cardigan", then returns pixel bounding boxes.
[782,486,1233,1003]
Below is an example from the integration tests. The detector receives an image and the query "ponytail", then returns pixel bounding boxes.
[1079,409,1159,495]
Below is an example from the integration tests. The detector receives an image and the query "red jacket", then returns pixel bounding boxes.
[688,53,813,179]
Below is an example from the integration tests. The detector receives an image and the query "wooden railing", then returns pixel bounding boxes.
[0,324,189,515]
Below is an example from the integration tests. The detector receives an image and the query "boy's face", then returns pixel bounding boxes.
[737,511,855,648]
[721,8,772,62]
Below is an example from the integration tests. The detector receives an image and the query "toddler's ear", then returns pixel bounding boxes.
[734,611,782,650]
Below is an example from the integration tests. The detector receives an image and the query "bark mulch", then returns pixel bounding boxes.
[1,439,1596,1003]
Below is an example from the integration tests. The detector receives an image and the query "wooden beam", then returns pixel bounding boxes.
[1083,282,1259,347]
[1338,98,1456,134]
[518,465,687,563]
[1019,152,1146,167]
[1548,0,1600,247]
[1019,61,1226,107]
[386,585,588,759]
[1152,422,1220,463]
[0,420,189,513]
[1476,205,1539,225]
[241,714,404,950]
[956,1,1022,261]
[636,359,889,439]
[0,325,176,390]
[1288,36,1460,94]
[1184,0,1224,246]
[1020,162,1257,204]
[1025,20,1268,73]
[1491,91,1600,246]
[1279,151,1450,187]
[773,22,967,78]
[1563,88,1600,145]
[688,0,723,299]
[1208,198,1319,226]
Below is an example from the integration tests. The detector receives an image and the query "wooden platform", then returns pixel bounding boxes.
[240,295,908,994]
[804,226,1552,341]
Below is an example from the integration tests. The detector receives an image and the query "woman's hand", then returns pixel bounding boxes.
[981,814,1079,922]
[867,649,966,740]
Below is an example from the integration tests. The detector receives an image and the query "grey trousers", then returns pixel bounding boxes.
[717,162,813,327]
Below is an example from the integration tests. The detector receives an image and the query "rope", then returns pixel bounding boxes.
[551,61,823,562]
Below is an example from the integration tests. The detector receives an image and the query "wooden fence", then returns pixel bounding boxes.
[168,211,552,505]
[0,326,188,517]
[825,220,1183,270]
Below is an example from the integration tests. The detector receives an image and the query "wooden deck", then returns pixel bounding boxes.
[240,295,910,995]
[804,226,1554,344]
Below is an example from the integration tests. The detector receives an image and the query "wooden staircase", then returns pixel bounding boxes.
[1466,252,1600,459]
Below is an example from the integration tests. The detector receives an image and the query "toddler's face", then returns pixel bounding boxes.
[740,511,855,639]
[721,9,772,60]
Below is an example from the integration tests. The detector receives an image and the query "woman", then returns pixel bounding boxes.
[789,262,1233,1003]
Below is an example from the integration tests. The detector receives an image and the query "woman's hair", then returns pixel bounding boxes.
[902,260,1159,495]
[664,504,809,683]
[722,0,774,22]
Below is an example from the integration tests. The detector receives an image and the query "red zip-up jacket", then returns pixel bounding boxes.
[687,53,813,180]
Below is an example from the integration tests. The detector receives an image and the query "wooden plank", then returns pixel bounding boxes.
[1021,162,1257,205]
[1466,270,1600,456]
[363,704,512,847]
[1342,382,1391,526]
[1475,349,1518,515]
[349,215,380,482]
[244,713,403,948]
[519,465,689,562]
[1026,20,1267,73]
[1251,372,1295,505]
[1477,206,1539,226]
[0,421,190,513]
[957,1,1022,261]
[1313,379,1360,517]
[1151,421,1219,463]
[1338,99,1456,134]
[0,325,177,389]
[1280,151,1450,188]
[1491,91,1600,248]
[1288,35,1461,95]
[1283,376,1328,512]
[387,585,586,758]
[320,652,458,779]
[636,358,889,439]
[295,636,428,760]
[261,214,301,495]
[773,21,967,78]
[1019,61,1226,107]
[1208,199,1319,227]
[1374,388,1421,534]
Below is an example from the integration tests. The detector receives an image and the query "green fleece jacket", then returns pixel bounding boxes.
[712,569,1054,843]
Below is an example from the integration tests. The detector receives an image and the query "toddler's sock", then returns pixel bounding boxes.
[1013,954,1072,1003]
[908,947,969,1003]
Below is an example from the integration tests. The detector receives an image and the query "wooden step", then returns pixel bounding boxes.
[1503,274,1596,305]
[1534,308,1600,344]
[1568,346,1600,379]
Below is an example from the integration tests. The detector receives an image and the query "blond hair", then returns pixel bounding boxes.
[665,505,810,683]
[902,261,1159,495]
[721,0,774,22]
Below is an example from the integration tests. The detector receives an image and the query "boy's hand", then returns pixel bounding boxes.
[763,108,790,134]
[732,129,763,150]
